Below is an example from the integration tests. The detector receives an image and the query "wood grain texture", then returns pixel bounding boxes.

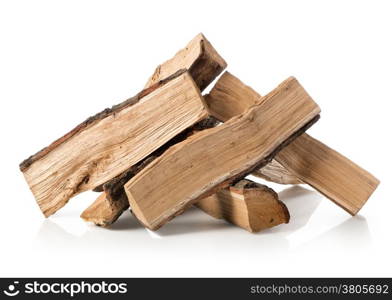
[196,180,289,232]
[205,71,301,185]
[276,134,380,215]
[145,33,227,91]
[20,71,209,217]
[206,72,379,215]
[125,77,320,230]
[253,159,303,185]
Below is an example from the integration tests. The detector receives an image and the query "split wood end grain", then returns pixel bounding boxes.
[196,179,289,232]
[145,33,227,91]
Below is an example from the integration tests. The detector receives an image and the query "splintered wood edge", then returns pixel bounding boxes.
[81,192,129,227]
[133,114,320,231]
[19,69,188,172]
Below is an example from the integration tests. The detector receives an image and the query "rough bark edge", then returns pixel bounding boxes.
[142,114,320,230]
[19,69,188,172]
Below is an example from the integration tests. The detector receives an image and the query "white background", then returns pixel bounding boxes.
[0,0,391,277]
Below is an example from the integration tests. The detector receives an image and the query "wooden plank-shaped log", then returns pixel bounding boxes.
[275,134,380,214]
[196,180,290,232]
[20,70,209,217]
[145,33,227,92]
[206,72,380,215]
[124,77,320,230]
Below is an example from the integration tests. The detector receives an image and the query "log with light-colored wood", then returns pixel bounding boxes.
[145,33,227,92]
[81,192,129,227]
[206,72,380,215]
[275,134,380,215]
[196,179,289,232]
[125,76,320,230]
[20,70,209,217]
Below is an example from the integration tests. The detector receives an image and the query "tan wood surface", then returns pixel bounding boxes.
[125,77,320,230]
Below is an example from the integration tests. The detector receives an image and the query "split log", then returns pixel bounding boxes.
[124,77,320,230]
[81,118,219,226]
[19,70,209,217]
[205,72,380,215]
[145,33,227,92]
[196,179,289,232]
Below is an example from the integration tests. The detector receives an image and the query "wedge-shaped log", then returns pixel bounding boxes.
[81,156,156,226]
[196,180,289,232]
[145,33,227,92]
[20,70,209,217]
[206,72,380,215]
[81,192,129,227]
[125,77,320,230]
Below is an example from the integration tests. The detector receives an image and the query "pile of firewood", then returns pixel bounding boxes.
[19,34,380,233]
